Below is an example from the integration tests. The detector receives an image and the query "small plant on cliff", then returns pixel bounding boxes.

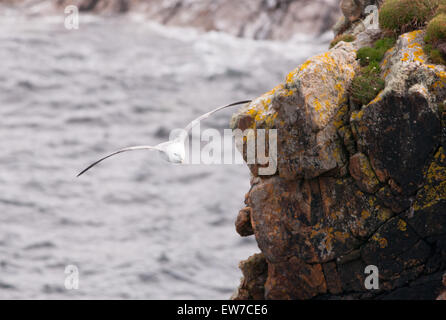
[437,3,446,14]
[357,47,383,66]
[350,64,385,106]
[425,13,446,42]
[379,0,443,34]
[356,37,396,66]
[424,13,446,64]
[330,34,356,49]
[424,44,446,64]
[350,38,394,106]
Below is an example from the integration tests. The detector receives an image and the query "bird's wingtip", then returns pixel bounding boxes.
[76,168,89,177]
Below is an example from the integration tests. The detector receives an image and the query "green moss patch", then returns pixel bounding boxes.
[424,14,446,64]
[425,13,446,43]
[330,34,356,49]
[356,37,396,67]
[350,66,385,106]
[424,43,446,64]
[379,0,443,34]
[350,38,395,106]
[437,4,446,14]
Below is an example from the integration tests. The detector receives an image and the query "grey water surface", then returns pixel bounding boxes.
[0,14,330,299]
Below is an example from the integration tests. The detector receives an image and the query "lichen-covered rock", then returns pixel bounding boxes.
[341,0,378,23]
[437,290,446,299]
[351,31,443,195]
[404,147,446,238]
[233,29,446,300]
[349,152,380,193]
[232,253,268,300]
[235,207,254,237]
[231,42,358,180]
[335,0,381,35]
[351,90,441,194]
[437,273,446,299]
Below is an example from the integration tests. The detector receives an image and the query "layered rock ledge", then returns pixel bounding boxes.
[231,19,446,300]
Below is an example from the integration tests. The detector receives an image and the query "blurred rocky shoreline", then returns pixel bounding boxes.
[0,0,341,40]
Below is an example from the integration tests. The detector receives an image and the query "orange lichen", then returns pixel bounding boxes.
[400,33,427,64]
[377,207,393,222]
[361,210,371,220]
[351,110,364,121]
[413,147,446,211]
[397,219,407,232]
[368,91,384,105]
[372,233,388,248]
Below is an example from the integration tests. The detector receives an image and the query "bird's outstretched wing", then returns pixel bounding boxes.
[77,146,158,177]
[183,100,251,134]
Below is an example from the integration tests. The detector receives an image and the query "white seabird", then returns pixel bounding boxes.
[77,100,251,177]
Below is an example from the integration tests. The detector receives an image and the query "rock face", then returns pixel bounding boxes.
[140,0,342,40]
[437,273,446,299]
[2,0,341,40]
[231,253,268,300]
[335,0,382,34]
[231,26,446,299]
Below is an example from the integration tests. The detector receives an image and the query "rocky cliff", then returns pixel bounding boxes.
[0,0,341,40]
[231,0,446,300]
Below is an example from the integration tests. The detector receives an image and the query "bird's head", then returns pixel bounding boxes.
[171,151,184,164]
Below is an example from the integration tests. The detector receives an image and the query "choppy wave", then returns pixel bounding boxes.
[0,14,330,299]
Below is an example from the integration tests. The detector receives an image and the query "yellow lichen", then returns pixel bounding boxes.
[361,210,371,220]
[400,36,426,64]
[397,219,407,232]
[413,147,446,211]
[372,233,388,248]
[334,231,350,242]
[333,105,348,129]
[377,207,393,222]
[244,84,289,129]
[351,110,364,121]
[403,30,423,43]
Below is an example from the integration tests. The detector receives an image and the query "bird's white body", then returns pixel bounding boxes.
[156,139,185,164]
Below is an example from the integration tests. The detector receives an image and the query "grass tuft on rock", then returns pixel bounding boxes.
[356,37,396,67]
[437,4,446,14]
[350,38,394,106]
[424,43,446,64]
[350,66,385,107]
[379,0,443,34]
[424,14,446,64]
[425,13,446,43]
[330,34,356,49]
